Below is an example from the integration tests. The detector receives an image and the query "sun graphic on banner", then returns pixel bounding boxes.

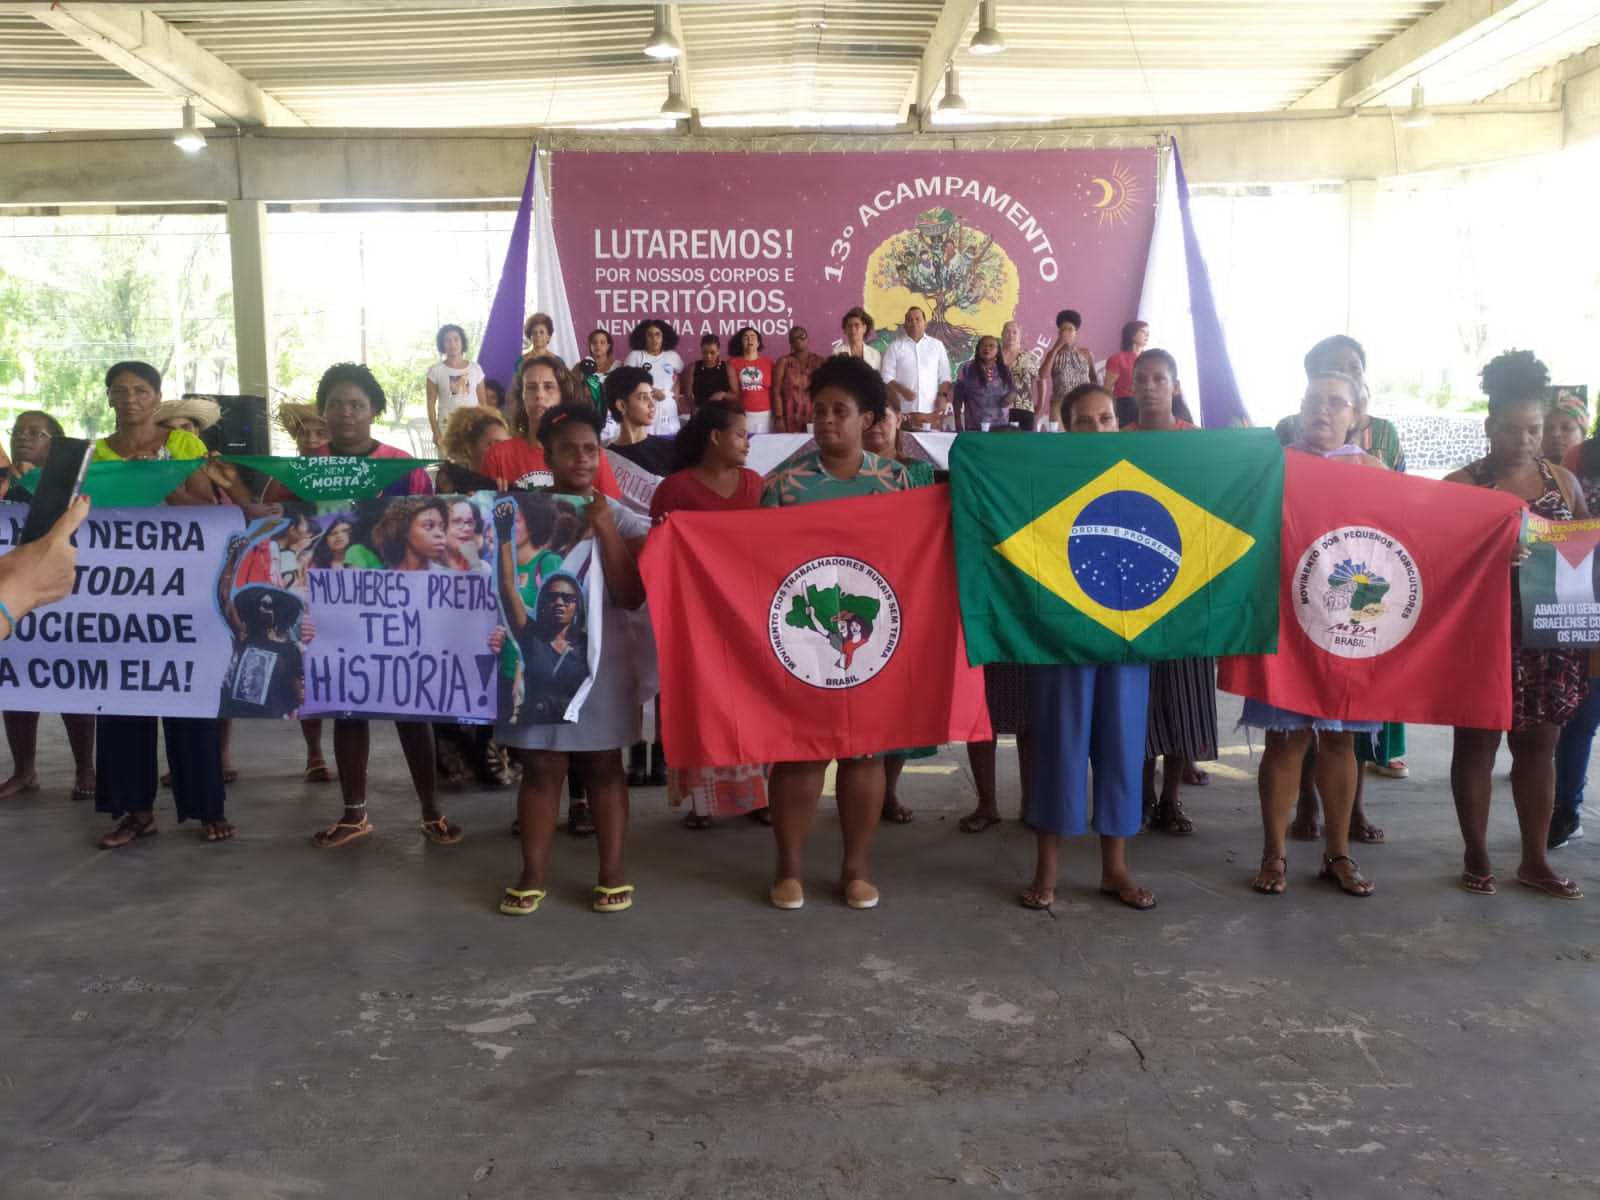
[1079,161,1142,228]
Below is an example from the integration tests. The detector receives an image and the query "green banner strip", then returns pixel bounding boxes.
[15,459,203,508]
[12,455,437,508]
[220,455,431,501]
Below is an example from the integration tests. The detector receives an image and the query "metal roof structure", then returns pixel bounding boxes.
[2,0,1596,136]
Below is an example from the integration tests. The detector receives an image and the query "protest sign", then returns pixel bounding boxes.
[1519,514,1600,649]
[0,503,241,717]
[0,495,503,722]
[488,492,604,726]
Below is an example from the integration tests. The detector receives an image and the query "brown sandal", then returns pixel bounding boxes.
[100,814,157,849]
[1318,854,1374,897]
[1252,855,1287,895]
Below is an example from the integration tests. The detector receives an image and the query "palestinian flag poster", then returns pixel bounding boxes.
[950,429,1283,665]
[1219,453,1525,729]
[640,486,991,768]
[1519,515,1600,648]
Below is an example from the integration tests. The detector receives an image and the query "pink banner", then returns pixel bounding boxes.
[551,149,1157,367]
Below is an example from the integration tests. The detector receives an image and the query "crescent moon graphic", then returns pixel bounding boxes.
[1090,178,1116,208]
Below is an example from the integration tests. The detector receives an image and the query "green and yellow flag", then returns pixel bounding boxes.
[950,430,1283,664]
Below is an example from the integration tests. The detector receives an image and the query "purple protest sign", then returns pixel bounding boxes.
[550,149,1157,368]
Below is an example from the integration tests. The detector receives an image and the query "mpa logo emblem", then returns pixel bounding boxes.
[769,556,901,689]
[1293,526,1423,659]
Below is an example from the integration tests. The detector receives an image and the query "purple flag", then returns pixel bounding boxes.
[1171,142,1250,428]
[479,143,538,402]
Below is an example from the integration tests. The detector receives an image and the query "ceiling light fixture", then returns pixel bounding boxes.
[934,64,968,121]
[969,1,1006,55]
[643,5,681,60]
[173,100,207,152]
[660,65,691,120]
[1400,82,1433,129]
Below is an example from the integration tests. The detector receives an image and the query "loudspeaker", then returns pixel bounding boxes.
[186,394,269,456]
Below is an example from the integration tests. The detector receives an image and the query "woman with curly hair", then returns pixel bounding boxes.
[726,326,775,434]
[1445,349,1586,899]
[623,319,685,435]
[426,323,486,451]
[297,363,459,851]
[480,355,622,498]
[436,405,509,493]
[369,496,451,571]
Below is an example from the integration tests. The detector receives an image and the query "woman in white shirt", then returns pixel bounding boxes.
[426,323,486,451]
[833,305,883,370]
[622,319,685,436]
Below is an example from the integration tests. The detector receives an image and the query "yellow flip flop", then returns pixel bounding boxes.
[500,887,545,916]
[592,885,634,913]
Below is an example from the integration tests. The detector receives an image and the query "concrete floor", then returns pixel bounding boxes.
[2,697,1597,1200]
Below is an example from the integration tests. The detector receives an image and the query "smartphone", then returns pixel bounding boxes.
[20,436,92,544]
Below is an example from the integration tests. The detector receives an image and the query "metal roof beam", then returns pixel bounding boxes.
[902,0,980,121]
[28,2,306,127]
[1292,0,1549,110]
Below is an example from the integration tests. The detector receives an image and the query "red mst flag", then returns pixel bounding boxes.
[640,486,992,767]
[1219,453,1525,730]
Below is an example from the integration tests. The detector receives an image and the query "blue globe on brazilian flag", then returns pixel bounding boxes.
[950,430,1283,664]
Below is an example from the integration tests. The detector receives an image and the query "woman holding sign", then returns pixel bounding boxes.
[1247,371,1385,899]
[93,361,236,848]
[650,401,768,828]
[496,402,649,916]
[0,410,97,802]
[1445,350,1586,899]
[301,363,460,851]
[1127,349,1217,836]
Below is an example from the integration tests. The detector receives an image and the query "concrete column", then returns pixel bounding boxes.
[226,199,272,398]
[1344,178,1379,337]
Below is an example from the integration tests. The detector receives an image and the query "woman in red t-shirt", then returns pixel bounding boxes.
[1103,319,1149,427]
[725,326,775,436]
[648,401,767,828]
[481,354,621,498]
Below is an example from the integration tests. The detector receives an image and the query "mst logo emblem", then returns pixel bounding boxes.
[769,556,901,689]
[1293,526,1423,660]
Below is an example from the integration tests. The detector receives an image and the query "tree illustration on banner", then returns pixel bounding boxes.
[867,207,1018,364]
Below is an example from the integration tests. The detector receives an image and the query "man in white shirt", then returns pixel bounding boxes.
[879,306,952,427]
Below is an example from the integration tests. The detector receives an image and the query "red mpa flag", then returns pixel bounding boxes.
[641,486,992,767]
[1219,453,1525,730]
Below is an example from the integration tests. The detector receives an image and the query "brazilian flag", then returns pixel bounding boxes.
[950,430,1283,664]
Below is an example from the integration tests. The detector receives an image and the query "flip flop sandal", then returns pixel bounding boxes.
[71,784,95,803]
[419,816,464,846]
[883,803,915,825]
[1018,888,1053,910]
[1182,766,1211,786]
[592,885,634,913]
[959,812,1002,834]
[1350,820,1386,844]
[1100,886,1157,911]
[312,815,373,848]
[222,770,240,785]
[202,821,236,843]
[99,815,157,849]
[303,761,335,783]
[683,813,714,829]
[500,887,545,916]
[1515,873,1583,900]
[1460,870,1496,895]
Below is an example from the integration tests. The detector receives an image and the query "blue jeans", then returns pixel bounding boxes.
[1554,684,1600,819]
